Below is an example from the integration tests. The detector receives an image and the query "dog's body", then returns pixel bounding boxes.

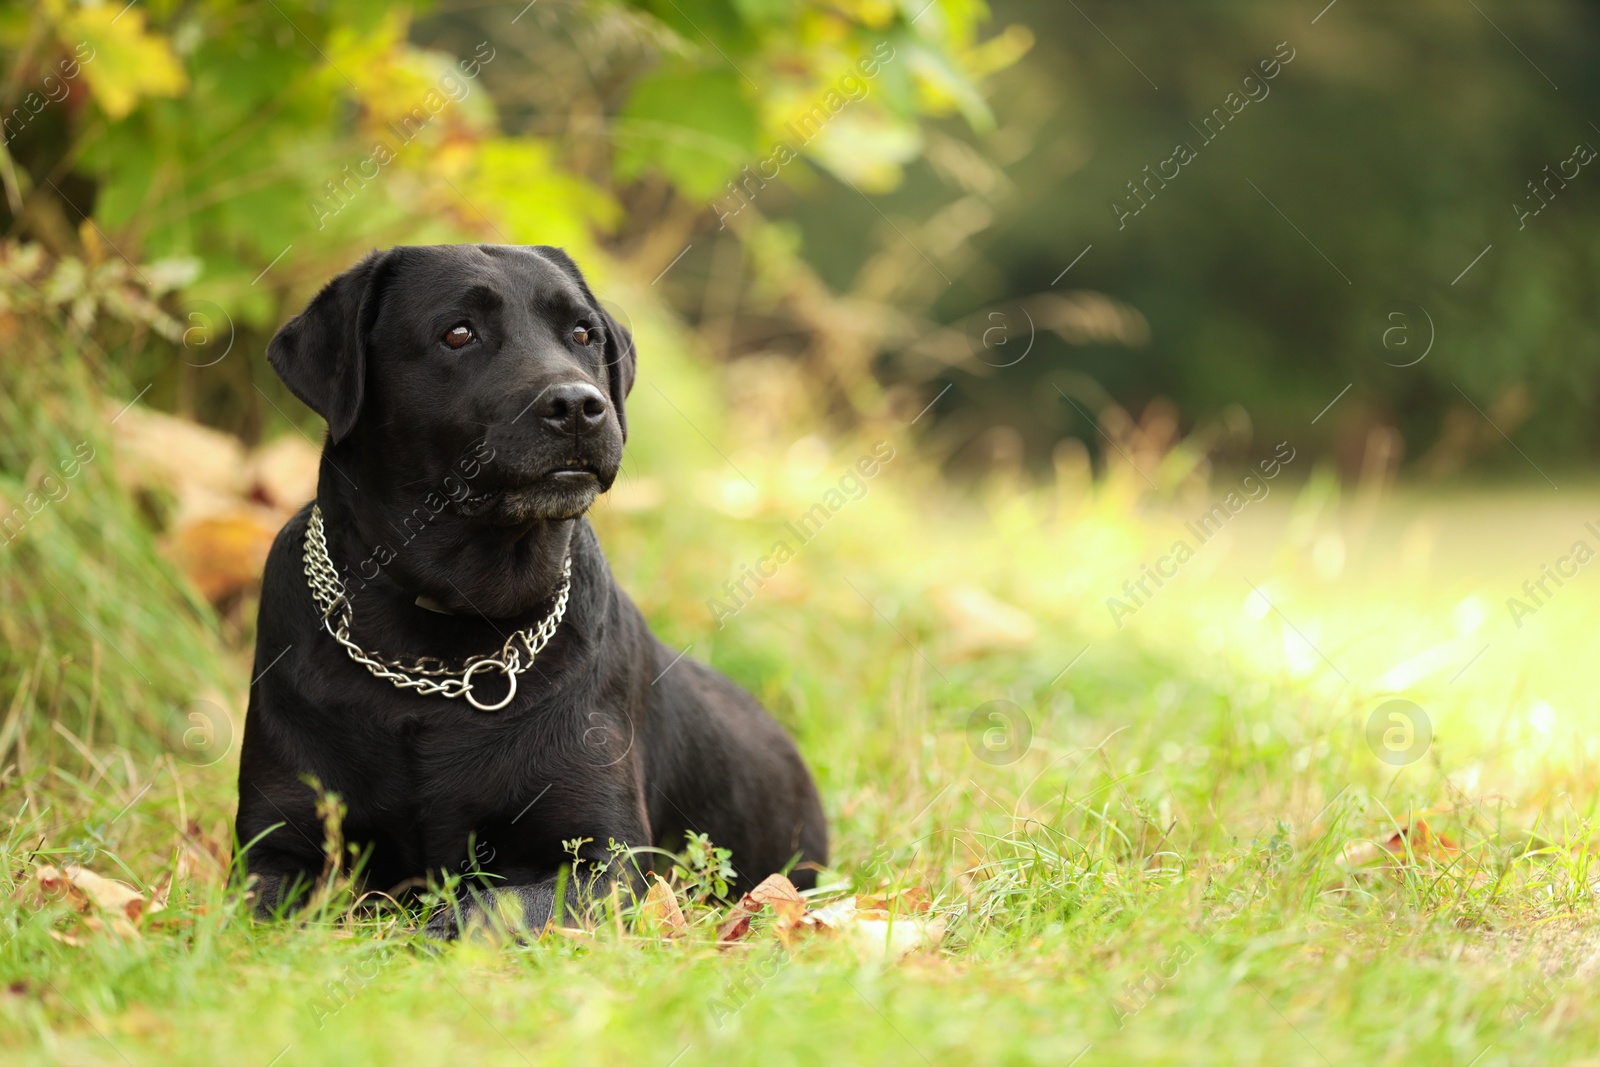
[235,245,826,931]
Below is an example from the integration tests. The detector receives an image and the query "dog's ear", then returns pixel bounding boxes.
[266,249,393,444]
[531,245,638,440]
[598,304,636,441]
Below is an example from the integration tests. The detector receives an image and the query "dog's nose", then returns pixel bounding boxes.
[536,382,608,435]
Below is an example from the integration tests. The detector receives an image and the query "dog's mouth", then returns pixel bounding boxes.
[546,460,599,482]
[457,459,608,523]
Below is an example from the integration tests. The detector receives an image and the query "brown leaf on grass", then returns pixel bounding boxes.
[147,853,186,916]
[855,886,932,917]
[801,888,945,960]
[1342,818,1462,868]
[33,864,146,942]
[716,874,945,954]
[638,875,688,938]
[34,865,74,903]
[745,873,803,906]
[1382,818,1461,861]
[716,877,789,944]
[742,873,808,940]
[770,901,808,941]
[148,883,171,921]
[716,910,754,944]
[148,838,212,917]
[64,866,144,940]
[63,865,145,922]
[785,884,948,958]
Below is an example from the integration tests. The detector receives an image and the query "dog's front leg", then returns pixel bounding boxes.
[422,838,649,940]
[236,778,328,919]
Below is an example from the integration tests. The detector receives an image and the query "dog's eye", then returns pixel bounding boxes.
[572,324,603,347]
[442,324,476,349]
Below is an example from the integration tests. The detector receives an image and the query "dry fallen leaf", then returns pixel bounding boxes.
[850,915,947,962]
[638,876,688,938]
[1342,818,1462,868]
[716,909,755,944]
[33,864,147,942]
[35,865,72,901]
[856,886,931,916]
[745,873,807,939]
[800,887,945,959]
[183,819,234,883]
[745,873,804,907]
[1382,818,1461,862]
[803,896,857,930]
[712,874,943,957]
[63,865,145,922]
[148,881,172,915]
[104,405,309,601]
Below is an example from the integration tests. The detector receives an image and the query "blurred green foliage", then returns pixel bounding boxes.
[0,0,1018,438]
[6,0,1598,481]
[907,0,1600,476]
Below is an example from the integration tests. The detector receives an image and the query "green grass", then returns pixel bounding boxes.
[5,323,1600,1065]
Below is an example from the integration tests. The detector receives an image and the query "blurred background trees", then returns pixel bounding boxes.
[7,0,1600,481]
[942,0,1600,482]
[0,0,1021,440]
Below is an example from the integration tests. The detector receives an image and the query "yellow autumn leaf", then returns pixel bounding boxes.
[55,2,187,119]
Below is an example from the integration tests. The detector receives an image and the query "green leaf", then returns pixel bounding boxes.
[463,138,618,253]
[635,0,748,48]
[729,0,791,24]
[615,67,762,200]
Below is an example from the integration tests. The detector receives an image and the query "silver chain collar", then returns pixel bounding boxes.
[302,504,572,711]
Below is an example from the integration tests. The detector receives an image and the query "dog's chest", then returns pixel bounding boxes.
[338,699,606,862]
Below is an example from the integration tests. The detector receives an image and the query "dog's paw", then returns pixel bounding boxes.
[421,904,464,941]
[420,896,513,943]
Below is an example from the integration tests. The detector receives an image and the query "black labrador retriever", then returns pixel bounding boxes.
[235,244,827,934]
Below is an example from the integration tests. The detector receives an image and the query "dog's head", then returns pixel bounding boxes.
[268,244,635,526]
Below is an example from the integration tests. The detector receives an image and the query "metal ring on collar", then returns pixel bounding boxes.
[461,658,517,711]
